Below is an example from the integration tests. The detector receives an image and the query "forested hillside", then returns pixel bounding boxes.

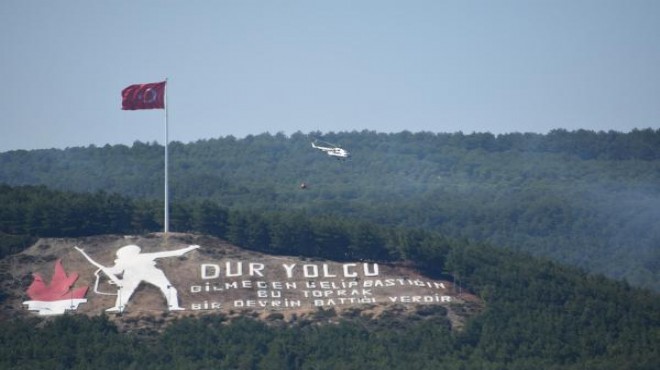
[0,185,658,369]
[1,129,659,290]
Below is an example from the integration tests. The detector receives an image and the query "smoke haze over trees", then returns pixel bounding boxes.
[2,129,658,291]
[0,184,659,369]
[1,128,659,368]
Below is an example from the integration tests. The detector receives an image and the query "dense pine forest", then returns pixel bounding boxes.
[1,129,659,368]
[0,184,659,369]
[1,129,659,291]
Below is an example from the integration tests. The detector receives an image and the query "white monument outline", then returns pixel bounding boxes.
[76,244,199,313]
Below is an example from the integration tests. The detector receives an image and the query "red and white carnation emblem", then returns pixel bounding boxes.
[23,259,88,315]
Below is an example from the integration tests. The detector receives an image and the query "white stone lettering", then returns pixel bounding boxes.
[363,263,379,277]
[322,264,337,277]
[190,301,222,310]
[249,263,265,277]
[388,295,452,303]
[201,262,267,279]
[303,264,319,278]
[234,299,302,308]
[283,263,296,278]
[226,262,242,277]
[201,264,220,279]
[343,263,357,277]
[257,290,282,298]
[282,263,380,279]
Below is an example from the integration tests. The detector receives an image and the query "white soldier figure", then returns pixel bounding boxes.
[76,244,199,312]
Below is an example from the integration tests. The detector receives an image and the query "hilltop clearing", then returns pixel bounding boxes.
[2,129,658,291]
[1,233,481,333]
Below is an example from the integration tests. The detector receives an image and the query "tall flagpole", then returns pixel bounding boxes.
[164,78,169,234]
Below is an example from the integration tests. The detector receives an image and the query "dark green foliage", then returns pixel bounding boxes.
[448,244,660,368]
[0,315,137,370]
[1,254,658,369]
[0,232,35,259]
[0,186,658,368]
[0,184,148,238]
[1,129,659,368]
[0,184,425,266]
[1,129,659,291]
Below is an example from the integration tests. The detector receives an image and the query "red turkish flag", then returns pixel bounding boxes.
[121,81,166,110]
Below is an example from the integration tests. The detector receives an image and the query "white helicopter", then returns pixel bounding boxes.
[311,141,351,159]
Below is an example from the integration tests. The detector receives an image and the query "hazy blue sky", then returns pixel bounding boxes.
[1,0,658,152]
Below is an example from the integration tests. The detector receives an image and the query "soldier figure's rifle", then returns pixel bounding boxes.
[74,246,122,295]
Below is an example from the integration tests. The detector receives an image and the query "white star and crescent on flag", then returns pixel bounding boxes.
[121,81,166,110]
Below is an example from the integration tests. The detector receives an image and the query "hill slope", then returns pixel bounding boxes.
[1,233,478,332]
[1,129,659,291]
[0,232,658,369]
